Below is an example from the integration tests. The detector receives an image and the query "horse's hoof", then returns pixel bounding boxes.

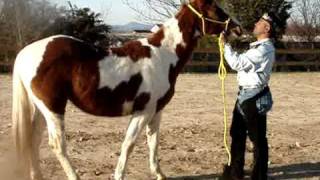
[157,174,166,180]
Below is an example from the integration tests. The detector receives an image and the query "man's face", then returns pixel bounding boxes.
[253,18,271,37]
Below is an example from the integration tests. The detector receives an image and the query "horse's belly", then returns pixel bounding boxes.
[70,88,151,117]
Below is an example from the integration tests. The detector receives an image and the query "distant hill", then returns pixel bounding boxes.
[111,22,154,32]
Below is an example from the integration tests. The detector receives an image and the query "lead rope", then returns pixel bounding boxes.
[218,19,231,166]
[187,2,232,166]
[187,4,229,35]
[187,4,206,35]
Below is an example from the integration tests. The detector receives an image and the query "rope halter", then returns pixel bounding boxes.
[187,4,230,35]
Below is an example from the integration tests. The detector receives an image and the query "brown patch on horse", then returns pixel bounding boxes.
[31,37,107,114]
[133,93,151,111]
[111,41,151,61]
[148,29,165,47]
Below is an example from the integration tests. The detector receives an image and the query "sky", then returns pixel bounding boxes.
[53,0,144,25]
[53,0,303,25]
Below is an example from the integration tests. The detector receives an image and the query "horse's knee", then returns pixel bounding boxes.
[122,142,134,155]
[147,126,156,136]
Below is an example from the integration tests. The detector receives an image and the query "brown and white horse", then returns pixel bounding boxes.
[12,0,241,179]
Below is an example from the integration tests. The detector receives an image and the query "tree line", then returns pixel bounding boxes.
[0,0,110,63]
[126,0,320,42]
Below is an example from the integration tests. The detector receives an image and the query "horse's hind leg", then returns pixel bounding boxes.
[30,108,46,180]
[47,113,79,180]
[34,102,79,180]
[115,112,152,180]
[146,112,165,180]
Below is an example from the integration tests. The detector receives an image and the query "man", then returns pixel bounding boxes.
[220,13,278,180]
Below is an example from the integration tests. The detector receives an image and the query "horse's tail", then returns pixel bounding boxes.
[12,55,34,173]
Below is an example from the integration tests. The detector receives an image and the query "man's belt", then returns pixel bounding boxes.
[239,84,268,90]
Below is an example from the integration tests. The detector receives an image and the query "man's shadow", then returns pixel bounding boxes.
[268,162,320,179]
[167,162,320,180]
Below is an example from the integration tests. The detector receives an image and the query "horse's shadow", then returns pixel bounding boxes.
[167,162,320,180]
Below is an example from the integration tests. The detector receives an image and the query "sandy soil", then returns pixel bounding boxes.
[0,73,319,180]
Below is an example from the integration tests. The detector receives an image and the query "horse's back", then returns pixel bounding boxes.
[15,35,78,77]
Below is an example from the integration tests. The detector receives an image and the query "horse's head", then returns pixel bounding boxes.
[186,0,242,37]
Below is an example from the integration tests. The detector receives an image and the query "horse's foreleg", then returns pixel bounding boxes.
[114,113,151,180]
[146,112,166,180]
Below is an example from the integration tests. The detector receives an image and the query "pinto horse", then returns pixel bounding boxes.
[12,0,241,179]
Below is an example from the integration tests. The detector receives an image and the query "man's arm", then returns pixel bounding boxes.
[219,32,266,72]
[224,44,263,72]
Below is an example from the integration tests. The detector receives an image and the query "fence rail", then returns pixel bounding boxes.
[189,48,320,71]
[193,48,320,54]
[0,62,12,73]
[1,49,320,73]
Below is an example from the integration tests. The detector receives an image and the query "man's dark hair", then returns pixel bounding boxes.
[266,12,285,39]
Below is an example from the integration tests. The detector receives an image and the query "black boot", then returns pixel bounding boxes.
[220,165,244,180]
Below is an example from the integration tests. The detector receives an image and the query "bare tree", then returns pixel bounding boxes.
[0,0,57,47]
[288,0,320,42]
[0,1,3,13]
[122,0,183,23]
[0,0,64,62]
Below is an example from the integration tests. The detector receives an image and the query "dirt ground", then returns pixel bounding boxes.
[0,73,319,180]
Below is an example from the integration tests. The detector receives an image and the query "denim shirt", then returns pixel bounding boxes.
[224,38,275,115]
[224,39,275,87]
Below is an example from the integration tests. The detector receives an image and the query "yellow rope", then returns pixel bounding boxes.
[187,4,229,35]
[218,33,231,166]
[186,3,232,166]
[187,4,206,34]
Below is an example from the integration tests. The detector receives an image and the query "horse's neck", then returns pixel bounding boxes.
[148,17,198,72]
[159,18,186,49]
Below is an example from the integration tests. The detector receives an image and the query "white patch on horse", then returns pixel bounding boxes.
[98,56,150,90]
[138,18,186,103]
[98,17,185,110]
[162,18,186,48]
